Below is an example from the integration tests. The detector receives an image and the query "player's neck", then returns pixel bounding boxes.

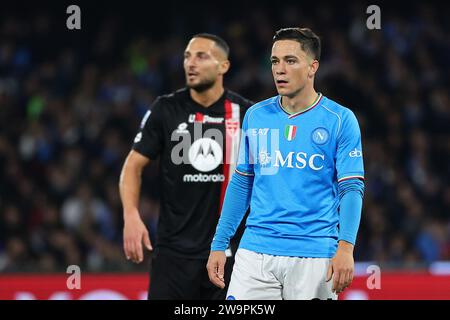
[281,88,318,115]
[190,84,225,108]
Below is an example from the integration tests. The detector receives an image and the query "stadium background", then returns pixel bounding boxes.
[0,0,449,299]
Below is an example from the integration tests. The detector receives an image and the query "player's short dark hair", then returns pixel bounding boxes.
[273,27,321,62]
[192,33,230,58]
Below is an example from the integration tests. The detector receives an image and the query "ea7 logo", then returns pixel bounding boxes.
[251,128,269,136]
[349,148,362,158]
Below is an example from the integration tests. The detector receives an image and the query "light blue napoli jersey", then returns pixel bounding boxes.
[236,93,365,258]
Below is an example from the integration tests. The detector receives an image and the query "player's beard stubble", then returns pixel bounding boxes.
[186,77,216,93]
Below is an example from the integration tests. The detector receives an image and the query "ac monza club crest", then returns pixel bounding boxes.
[225,119,239,136]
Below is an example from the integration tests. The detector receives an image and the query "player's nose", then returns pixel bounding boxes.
[184,56,197,68]
[274,63,286,74]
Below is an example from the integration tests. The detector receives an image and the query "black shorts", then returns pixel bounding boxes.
[147,253,234,300]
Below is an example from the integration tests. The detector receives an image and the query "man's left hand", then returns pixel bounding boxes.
[326,240,354,294]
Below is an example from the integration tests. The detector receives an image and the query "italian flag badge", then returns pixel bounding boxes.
[284,125,297,141]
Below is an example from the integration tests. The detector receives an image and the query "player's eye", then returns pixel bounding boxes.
[271,60,279,65]
[286,59,296,64]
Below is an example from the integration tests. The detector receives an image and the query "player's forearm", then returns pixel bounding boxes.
[211,172,253,251]
[337,178,364,245]
[119,162,143,218]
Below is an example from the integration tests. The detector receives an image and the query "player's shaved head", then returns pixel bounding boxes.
[192,33,230,59]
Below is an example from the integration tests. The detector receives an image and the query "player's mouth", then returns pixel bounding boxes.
[187,72,199,79]
[276,79,289,87]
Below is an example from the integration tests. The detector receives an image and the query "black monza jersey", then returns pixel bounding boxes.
[132,88,253,259]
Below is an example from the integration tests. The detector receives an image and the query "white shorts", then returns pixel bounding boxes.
[226,248,337,300]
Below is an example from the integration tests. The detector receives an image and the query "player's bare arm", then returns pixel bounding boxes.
[119,150,153,264]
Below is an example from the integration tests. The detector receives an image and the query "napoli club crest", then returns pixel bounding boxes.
[311,127,329,145]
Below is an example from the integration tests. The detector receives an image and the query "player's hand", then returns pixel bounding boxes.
[206,251,227,289]
[123,210,153,264]
[326,241,354,294]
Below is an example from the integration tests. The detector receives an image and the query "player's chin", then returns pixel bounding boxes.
[276,87,291,96]
[186,79,198,87]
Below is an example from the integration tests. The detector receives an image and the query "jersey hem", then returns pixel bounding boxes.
[239,244,334,258]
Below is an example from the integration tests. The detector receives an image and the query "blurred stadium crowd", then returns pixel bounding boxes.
[0,1,449,272]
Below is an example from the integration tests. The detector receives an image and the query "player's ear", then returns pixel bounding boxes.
[309,60,319,78]
[219,59,230,75]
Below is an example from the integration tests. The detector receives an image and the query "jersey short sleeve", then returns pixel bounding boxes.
[132,97,165,159]
[336,110,365,182]
[235,110,254,176]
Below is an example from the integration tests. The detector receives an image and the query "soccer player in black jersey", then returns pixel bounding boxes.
[119,33,253,300]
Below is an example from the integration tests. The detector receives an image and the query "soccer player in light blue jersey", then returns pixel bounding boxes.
[206,27,365,300]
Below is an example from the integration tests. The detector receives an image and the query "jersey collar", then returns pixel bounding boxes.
[278,93,323,119]
[186,87,228,114]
